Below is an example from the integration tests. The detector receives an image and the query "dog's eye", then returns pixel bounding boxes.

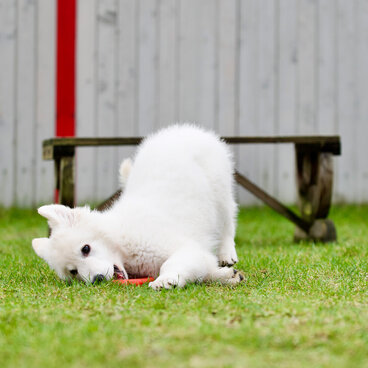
[70,269,78,276]
[81,244,91,256]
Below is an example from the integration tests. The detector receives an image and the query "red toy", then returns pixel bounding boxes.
[113,277,154,286]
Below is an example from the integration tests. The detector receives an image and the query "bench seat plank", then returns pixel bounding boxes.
[43,135,341,159]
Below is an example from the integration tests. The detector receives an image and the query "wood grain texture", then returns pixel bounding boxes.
[356,0,368,203]
[15,0,36,206]
[336,0,357,203]
[115,0,138,175]
[0,0,16,206]
[217,0,237,136]
[43,135,340,147]
[96,0,118,200]
[137,0,158,135]
[196,0,217,130]
[297,0,317,134]
[317,0,337,135]
[257,0,276,196]
[178,0,199,124]
[35,0,55,205]
[238,0,260,205]
[76,0,97,203]
[1,0,368,206]
[158,0,178,128]
[277,0,298,203]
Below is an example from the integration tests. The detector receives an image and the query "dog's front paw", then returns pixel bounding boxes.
[149,274,184,290]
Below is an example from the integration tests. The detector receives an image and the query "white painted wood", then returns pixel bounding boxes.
[1,0,368,207]
[0,0,16,207]
[317,0,339,204]
[177,0,218,130]
[257,0,276,196]
[117,0,137,136]
[356,0,368,202]
[178,0,199,123]
[238,0,260,205]
[218,0,237,136]
[317,0,337,134]
[336,0,357,203]
[217,0,238,197]
[116,0,138,169]
[15,0,36,206]
[95,0,118,201]
[35,0,55,205]
[158,0,178,128]
[297,0,317,134]
[277,0,298,203]
[137,0,158,135]
[76,0,97,204]
[196,0,217,130]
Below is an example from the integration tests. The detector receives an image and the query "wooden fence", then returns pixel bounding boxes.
[0,0,367,207]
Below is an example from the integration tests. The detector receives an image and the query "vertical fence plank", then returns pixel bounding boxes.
[297,0,317,134]
[15,0,37,206]
[356,0,368,202]
[137,0,158,135]
[317,0,337,134]
[178,0,217,130]
[196,0,217,130]
[218,0,237,136]
[117,0,137,137]
[178,0,198,123]
[35,0,55,205]
[116,0,138,167]
[336,0,357,203]
[317,0,339,203]
[257,0,276,196]
[95,0,118,201]
[218,0,238,190]
[277,0,298,203]
[158,0,178,128]
[238,0,260,205]
[76,0,97,204]
[0,0,16,207]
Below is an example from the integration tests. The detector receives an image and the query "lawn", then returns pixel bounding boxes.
[0,205,367,368]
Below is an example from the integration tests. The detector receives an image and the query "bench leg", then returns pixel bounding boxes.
[294,147,337,242]
[54,155,75,208]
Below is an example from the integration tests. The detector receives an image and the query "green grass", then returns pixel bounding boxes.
[1,205,368,368]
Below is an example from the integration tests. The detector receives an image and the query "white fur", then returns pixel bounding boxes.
[32,124,243,289]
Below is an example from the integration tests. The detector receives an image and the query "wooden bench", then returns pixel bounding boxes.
[43,135,341,242]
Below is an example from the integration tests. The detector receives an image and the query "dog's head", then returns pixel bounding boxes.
[32,204,127,283]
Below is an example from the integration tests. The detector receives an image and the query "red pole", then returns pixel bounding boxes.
[56,0,76,137]
[55,0,76,202]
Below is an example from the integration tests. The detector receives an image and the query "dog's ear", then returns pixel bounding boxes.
[32,237,51,262]
[38,204,75,229]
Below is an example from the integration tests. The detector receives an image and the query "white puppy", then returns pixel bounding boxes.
[32,124,243,290]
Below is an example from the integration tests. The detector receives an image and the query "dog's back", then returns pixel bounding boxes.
[116,124,237,250]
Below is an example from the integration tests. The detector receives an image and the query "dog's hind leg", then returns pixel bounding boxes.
[217,196,238,267]
[149,247,245,290]
[205,266,245,285]
[149,248,220,290]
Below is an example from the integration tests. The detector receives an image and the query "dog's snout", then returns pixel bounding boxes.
[92,274,105,284]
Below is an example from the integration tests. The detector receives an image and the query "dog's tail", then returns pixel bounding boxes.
[119,158,133,189]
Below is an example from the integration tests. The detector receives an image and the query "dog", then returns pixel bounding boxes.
[32,124,244,290]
